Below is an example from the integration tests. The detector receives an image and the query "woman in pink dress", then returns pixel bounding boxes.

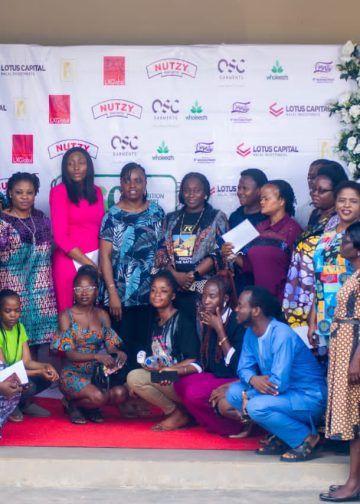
[50,147,105,311]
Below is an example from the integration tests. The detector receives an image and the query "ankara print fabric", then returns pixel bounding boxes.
[100,201,165,307]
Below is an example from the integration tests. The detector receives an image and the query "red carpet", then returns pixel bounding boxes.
[1,398,261,450]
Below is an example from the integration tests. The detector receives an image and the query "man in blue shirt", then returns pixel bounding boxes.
[226,286,327,461]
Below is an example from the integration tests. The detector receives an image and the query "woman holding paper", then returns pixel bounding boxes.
[222,180,302,303]
[0,289,58,422]
[155,172,228,322]
[50,147,104,312]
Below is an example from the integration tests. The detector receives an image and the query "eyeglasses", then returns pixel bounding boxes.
[73,286,97,294]
[311,188,334,195]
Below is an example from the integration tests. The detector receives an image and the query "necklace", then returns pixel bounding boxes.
[179,207,205,239]
[11,210,37,245]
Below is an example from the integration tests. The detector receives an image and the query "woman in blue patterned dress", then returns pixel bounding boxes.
[52,266,128,424]
[0,173,58,351]
[100,163,165,370]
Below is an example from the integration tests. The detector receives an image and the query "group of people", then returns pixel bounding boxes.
[0,147,360,501]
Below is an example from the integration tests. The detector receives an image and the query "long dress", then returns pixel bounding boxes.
[51,310,122,398]
[0,210,58,345]
[325,270,360,440]
[49,183,104,312]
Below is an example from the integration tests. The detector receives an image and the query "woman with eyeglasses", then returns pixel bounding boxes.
[52,266,128,424]
[283,164,348,327]
[308,181,360,355]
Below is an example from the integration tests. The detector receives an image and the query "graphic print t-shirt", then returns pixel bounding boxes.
[172,212,203,272]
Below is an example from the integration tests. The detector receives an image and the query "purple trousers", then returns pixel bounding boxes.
[174,373,242,436]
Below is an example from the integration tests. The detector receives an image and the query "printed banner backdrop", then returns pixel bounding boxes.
[0,44,351,215]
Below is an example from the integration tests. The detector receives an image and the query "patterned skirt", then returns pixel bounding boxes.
[325,319,360,440]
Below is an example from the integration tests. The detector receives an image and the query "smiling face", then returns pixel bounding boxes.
[259,184,284,217]
[120,168,146,203]
[9,180,36,213]
[73,276,98,307]
[66,151,88,183]
[149,277,176,310]
[182,176,207,213]
[237,175,261,209]
[311,175,335,211]
[0,296,21,330]
[336,188,360,226]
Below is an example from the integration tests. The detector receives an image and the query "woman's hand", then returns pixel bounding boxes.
[115,351,127,369]
[201,307,224,333]
[349,353,360,385]
[209,383,229,406]
[109,291,122,320]
[171,269,194,290]
[0,380,22,398]
[221,242,234,259]
[158,367,177,386]
[42,364,59,382]
[307,323,318,347]
[95,353,115,367]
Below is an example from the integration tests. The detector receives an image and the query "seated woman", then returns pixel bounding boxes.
[222,180,302,303]
[127,270,199,432]
[174,273,246,436]
[0,289,59,422]
[51,266,128,424]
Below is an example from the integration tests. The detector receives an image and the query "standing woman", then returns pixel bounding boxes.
[0,172,58,348]
[309,181,360,352]
[155,172,228,321]
[50,147,104,312]
[222,180,302,303]
[283,164,348,327]
[100,163,165,370]
[319,222,360,502]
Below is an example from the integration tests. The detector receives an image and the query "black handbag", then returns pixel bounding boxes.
[91,363,110,392]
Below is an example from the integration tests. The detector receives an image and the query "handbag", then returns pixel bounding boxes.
[91,363,110,392]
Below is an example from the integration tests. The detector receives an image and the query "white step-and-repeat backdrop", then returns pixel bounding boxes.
[0,44,350,215]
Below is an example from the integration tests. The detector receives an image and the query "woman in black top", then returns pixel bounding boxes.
[174,272,246,436]
[126,270,199,431]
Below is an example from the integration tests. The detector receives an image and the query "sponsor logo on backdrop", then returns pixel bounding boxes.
[211,185,237,197]
[236,142,300,158]
[266,60,289,80]
[61,59,76,81]
[48,139,99,159]
[0,63,46,76]
[92,99,142,119]
[14,99,26,120]
[217,58,245,81]
[111,135,139,158]
[312,61,335,84]
[319,140,333,158]
[12,135,33,164]
[194,142,215,164]
[49,95,71,124]
[268,101,329,117]
[231,101,252,123]
[152,141,175,161]
[103,56,125,85]
[146,58,197,79]
[152,98,180,121]
[185,100,208,121]
[0,104,7,112]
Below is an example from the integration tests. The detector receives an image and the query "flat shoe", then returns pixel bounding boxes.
[63,400,87,425]
[319,491,360,502]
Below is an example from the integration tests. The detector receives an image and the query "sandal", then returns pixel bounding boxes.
[9,406,24,423]
[83,408,104,423]
[63,399,87,425]
[280,437,321,462]
[256,435,289,455]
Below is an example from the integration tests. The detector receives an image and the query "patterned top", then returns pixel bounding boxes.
[0,210,58,345]
[312,222,353,343]
[283,210,336,327]
[100,201,165,307]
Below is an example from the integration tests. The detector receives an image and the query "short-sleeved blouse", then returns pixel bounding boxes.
[100,201,164,307]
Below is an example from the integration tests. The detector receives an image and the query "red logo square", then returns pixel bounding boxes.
[12,134,33,164]
[49,95,71,124]
[103,56,125,85]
